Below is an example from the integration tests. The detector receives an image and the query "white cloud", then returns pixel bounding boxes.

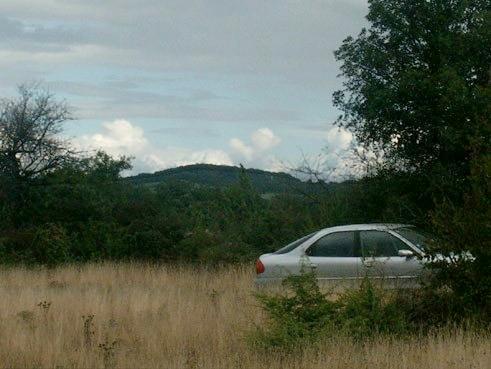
[71,120,362,180]
[289,126,359,182]
[188,149,232,166]
[84,119,148,155]
[325,127,353,152]
[262,156,285,173]
[229,138,254,160]
[143,148,233,172]
[74,119,233,174]
[251,127,281,151]
[75,122,284,174]
[228,127,283,172]
[230,127,281,160]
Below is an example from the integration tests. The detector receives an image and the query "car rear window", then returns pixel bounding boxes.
[274,232,317,254]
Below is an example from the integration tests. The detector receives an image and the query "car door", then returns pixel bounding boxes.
[305,231,361,280]
[359,230,423,279]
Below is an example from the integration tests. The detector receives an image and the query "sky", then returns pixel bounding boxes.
[0,0,368,176]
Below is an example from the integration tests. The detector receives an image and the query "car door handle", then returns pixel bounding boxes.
[310,263,318,269]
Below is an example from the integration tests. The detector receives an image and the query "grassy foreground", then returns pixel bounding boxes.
[0,263,489,369]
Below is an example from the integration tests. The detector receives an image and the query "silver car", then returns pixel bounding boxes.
[255,224,429,286]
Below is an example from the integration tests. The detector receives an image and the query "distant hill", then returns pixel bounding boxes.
[127,164,323,194]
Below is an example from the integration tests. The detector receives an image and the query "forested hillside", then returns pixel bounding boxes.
[127,163,336,195]
[128,164,310,193]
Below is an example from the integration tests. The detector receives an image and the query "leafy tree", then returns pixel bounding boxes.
[333,0,490,175]
[334,0,491,317]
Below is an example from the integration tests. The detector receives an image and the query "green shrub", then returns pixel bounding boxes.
[426,155,491,323]
[32,223,71,266]
[0,224,70,265]
[336,279,408,339]
[252,272,410,349]
[252,271,336,348]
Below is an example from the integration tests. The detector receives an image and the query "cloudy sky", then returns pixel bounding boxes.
[0,0,368,175]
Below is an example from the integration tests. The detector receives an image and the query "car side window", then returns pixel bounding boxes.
[360,231,408,257]
[307,231,357,257]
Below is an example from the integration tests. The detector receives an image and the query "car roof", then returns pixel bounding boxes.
[317,223,411,233]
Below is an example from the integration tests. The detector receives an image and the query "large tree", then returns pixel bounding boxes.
[0,84,73,183]
[334,0,491,317]
[333,0,491,175]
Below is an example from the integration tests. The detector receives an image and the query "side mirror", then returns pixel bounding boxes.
[398,249,415,258]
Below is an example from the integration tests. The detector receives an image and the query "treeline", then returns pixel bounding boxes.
[0,151,426,265]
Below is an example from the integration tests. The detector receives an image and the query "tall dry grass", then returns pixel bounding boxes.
[0,263,489,369]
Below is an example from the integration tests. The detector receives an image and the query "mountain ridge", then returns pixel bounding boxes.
[127,163,319,194]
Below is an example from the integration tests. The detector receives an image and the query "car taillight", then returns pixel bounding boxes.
[255,259,265,274]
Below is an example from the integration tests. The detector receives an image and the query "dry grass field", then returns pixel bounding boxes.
[0,263,489,369]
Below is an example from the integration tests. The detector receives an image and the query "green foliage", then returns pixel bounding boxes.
[32,223,71,266]
[392,287,481,329]
[427,154,491,320]
[127,163,319,194]
[252,272,336,348]
[0,151,443,266]
[0,224,70,265]
[252,272,409,349]
[0,154,332,264]
[336,280,408,339]
[333,0,491,325]
[334,0,491,175]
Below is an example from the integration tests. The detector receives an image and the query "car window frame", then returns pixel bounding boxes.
[359,230,419,258]
[293,227,424,257]
[305,231,361,258]
[273,232,318,254]
[387,230,424,256]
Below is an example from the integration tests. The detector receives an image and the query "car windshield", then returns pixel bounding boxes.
[394,227,433,251]
[274,232,317,254]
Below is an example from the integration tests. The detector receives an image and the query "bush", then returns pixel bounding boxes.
[252,271,336,348]
[336,279,408,339]
[426,155,491,322]
[32,223,71,266]
[252,271,410,349]
[0,228,37,263]
[0,224,70,265]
